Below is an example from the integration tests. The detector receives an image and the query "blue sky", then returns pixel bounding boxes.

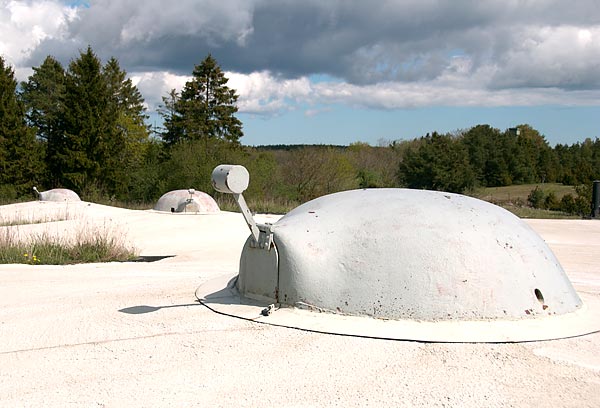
[240,105,600,147]
[1,0,599,146]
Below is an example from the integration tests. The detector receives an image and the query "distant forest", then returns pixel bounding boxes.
[1,48,598,215]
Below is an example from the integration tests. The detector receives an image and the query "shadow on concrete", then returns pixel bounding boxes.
[128,255,176,263]
[118,303,201,314]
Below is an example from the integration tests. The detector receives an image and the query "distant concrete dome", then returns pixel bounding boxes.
[198,188,600,342]
[33,187,81,202]
[154,189,219,213]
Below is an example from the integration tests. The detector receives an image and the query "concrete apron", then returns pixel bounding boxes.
[195,275,600,343]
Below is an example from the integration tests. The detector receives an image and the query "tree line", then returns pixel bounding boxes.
[398,125,600,192]
[1,49,599,214]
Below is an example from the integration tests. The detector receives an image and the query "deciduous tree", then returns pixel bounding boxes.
[398,132,475,193]
[461,125,511,187]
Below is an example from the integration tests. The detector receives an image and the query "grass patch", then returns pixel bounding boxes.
[0,224,137,265]
[472,183,576,205]
[0,213,71,227]
[498,205,581,219]
[215,195,297,215]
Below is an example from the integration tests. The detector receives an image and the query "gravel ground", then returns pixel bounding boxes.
[0,201,599,408]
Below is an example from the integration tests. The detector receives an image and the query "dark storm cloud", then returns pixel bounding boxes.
[21,0,600,91]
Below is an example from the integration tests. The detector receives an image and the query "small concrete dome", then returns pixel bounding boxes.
[33,187,80,202]
[198,189,600,342]
[154,189,219,213]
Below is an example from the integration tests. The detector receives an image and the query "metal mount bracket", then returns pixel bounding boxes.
[251,223,274,250]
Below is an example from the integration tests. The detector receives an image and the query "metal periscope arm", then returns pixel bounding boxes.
[211,164,260,243]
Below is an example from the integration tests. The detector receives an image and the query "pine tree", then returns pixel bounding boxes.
[20,56,66,142]
[164,54,243,148]
[102,57,150,197]
[157,89,183,145]
[20,56,66,186]
[59,46,120,194]
[0,56,44,198]
[103,57,148,126]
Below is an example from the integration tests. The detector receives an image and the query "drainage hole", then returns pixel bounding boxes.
[534,288,544,304]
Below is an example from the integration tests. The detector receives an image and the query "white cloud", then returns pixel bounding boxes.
[133,70,313,116]
[304,107,332,117]
[131,71,190,112]
[578,29,593,44]
[0,0,76,71]
[492,25,600,89]
[312,80,600,110]
[227,71,313,115]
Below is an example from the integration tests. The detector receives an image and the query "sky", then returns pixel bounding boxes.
[1,0,599,146]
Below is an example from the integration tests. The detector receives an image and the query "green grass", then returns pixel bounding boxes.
[0,224,137,265]
[215,195,298,215]
[0,214,70,227]
[469,183,582,219]
[472,183,576,204]
[498,205,580,219]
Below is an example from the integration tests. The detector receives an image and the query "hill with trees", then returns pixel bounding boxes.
[1,49,598,216]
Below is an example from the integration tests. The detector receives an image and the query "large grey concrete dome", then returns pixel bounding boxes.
[198,188,600,342]
[241,189,580,320]
[154,190,219,213]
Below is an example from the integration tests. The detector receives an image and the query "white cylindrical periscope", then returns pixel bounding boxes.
[211,165,250,195]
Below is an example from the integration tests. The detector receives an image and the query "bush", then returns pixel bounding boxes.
[559,194,578,214]
[544,191,559,211]
[527,186,546,209]
[575,184,593,216]
[0,184,18,203]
